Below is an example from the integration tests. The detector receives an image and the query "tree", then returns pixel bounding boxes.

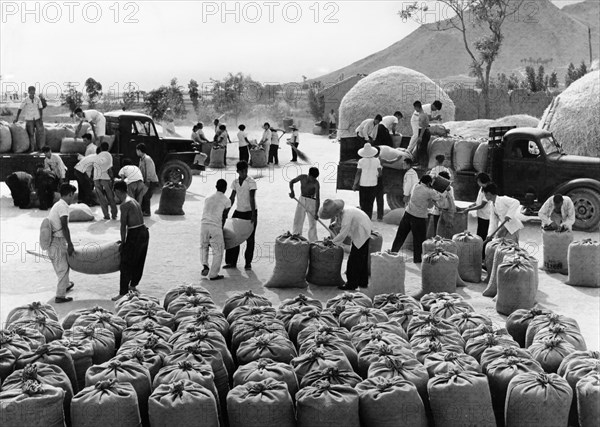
[400,0,523,118]
[525,66,537,92]
[307,87,325,121]
[84,77,102,108]
[61,82,83,113]
[535,65,546,92]
[548,71,558,89]
[211,72,262,123]
[144,78,187,120]
[188,79,200,113]
[565,62,578,87]
[577,61,588,77]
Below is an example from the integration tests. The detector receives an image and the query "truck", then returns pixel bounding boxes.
[337,126,600,231]
[1,111,203,188]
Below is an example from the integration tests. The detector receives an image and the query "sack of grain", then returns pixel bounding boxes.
[300,333,359,371]
[453,231,483,283]
[68,241,120,275]
[223,218,254,250]
[0,380,65,427]
[228,305,277,326]
[406,310,459,338]
[465,333,520,362]
[230,319,287,353]
[167,294,218,317]
[301,366,362,389]
[367,231,383,274]
[156,182,186,215]
[115,291,161,313]
[149,380,219,427]
[428,371,496,427]
[168,327,230,364]
[44,124,76,152]
[505,373,572,426]
[122,320,174,345]
[483,241,523,298]
[249,147,267,167]
[505,307,553,348]
[484,238,513,275]
[265,232,310,288]
[296,380,360,427]
[72,311,126,345]
[479,346,534,372]
[430,298,474,320]
[280,294,323,311]
[422,235,458,255]
[374,293,421,312]
[379,147,412,170]
[370,251,406,295]
[6,302,58,326]
[8,316,63,344]
[529,338,576,373]
[291,348,353,383]
[542,230,573,274]
[163,284,211,310]
[525,313,581,348]
[356,377,427,427]
[296,324,351,349]
[419,291,463,311]
[0,347,16,381]
[0,120,12,152]
[64,325,116,365]
[496,255,537,315]
[453,139,480,171]
[420,249,459,296]
[430,124,449,137]
[71,379,141,427]
[567,239,600,287]
[152,361,218,403]
[236,333,297,365]
[208,146,225,168]
[448,312,492,335]
[233,358,299,398]
[326,291,372,310]
[10,122,30,153]
[533,324,587,351]
[338,307,389,331]
[51,339,94,391]
[410,325,465,353]
[437,210,468,240]
[424,351,481,377]
[228,378,296,427]
[351,327,410,354]
[222,290,272,318]
[15,343,78,393]
[576,372,600,427]
[462,323,508,343]
[0,329,34,359]
[59,137,86,154]
[176,309,228,337]
[558,350,600,425]
[112,346,163,381]
[367,356,429,404]
[306,240,345,286]
[473,142,489,172]
[357,342,414,378]
[427,137,455,169]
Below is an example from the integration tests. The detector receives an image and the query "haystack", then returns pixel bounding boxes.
[444,115,540,139]
[338,66,456,138]
[539,70,600,157]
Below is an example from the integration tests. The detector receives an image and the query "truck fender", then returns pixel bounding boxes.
[551,178,600,196]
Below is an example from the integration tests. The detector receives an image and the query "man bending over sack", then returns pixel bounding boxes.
[42,146,67,185]
[112,180,149,301]
[289,167,320,242]
[5,171,33,209]
[48,184,77,303]
[539,194,575,232]
[201,179,231,281]
[118,158,147,205]
[320,199,372,290]
[483,183,524,242]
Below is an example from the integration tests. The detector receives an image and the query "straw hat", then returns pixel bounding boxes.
[358,143,378,158]
[319,199,345,220]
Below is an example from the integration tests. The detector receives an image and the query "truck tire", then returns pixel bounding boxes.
[160,160,192,189]
[567,188,600,231]
[386,194,405,210]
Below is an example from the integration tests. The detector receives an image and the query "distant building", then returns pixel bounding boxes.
[317,74,367,120]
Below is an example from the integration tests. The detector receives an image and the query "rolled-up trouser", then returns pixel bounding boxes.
[293,196,317,242]
[119,226,149,294]
[200,224,225,278]
[127,180,147,205]
[26,119,45,151]
[49,236,69,298]
[75,170,94,205]
[94,179,118,218]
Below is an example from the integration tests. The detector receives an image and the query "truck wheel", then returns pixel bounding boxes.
[160,160,192,189]
[567,188,600,231]
[386,194,405,210]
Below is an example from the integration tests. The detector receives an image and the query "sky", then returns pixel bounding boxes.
[0,0,586,98]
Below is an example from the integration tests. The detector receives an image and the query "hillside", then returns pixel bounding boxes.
[315,0,599,85]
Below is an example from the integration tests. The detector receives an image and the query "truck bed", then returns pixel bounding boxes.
[0,153,115,181]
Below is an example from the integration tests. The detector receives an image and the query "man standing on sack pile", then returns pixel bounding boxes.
[483,183,524,242]
[13,85,45,151]
[201,179,231,281]
[538,194,575,232]
[320,199,371,290]
[408,101,431,167]
[74,108,107,144]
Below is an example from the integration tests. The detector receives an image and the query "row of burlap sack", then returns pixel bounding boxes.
[0,121,97,153]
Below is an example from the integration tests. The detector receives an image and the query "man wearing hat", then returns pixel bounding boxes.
[288,124,300,162]
[320,199,372,290]
[353,143,382,220]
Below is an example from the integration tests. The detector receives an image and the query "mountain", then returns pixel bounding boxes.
[315,0,599,85]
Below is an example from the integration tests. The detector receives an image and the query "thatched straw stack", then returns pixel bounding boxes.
[539,70,600,157]
[443,115,540,139]
[337,66,456,138]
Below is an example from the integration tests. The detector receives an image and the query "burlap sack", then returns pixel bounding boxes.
[208,147,225,168]
[496,256,538,315]
[357,343,415,379]
[367,356,429,405]
[67,241,121,275]
[505,307,554,348]
[73,312,127,345]
[529,338,577,373]
[410,325,465,352]
[479,346,534,372]
[121,321,174,345]
[447,311,492,335]
[0,329,33,358]
[296,324,351,349]
[14,343,78,394]
[306,241,345,286]
[230,319,287,353]
[152,361,218,403]
[233,358,299,398]
[419,291,463,311]
[420,249,459,296]
[430,299,474,319]
[576,372,600,427]
[567,239,600,287]
[50,339,94,391]
[352,330,411,356]
[249,147,267,167]
[8,316,63,344]
[167,294,218,316]
[465,333,519,362]
[338,306,389,331]
[367,231,383,274]
[236,333,297,365]
[0,120,12,152]
[525,313,581,348]
[542,230,573,274]
[264,233,311,288]
[223,218,254,250]
[227,379,295,427]
[120,302,175,329]
[296,381,360,427]
[279,294,323,311]
[163,284,212,311]
[436,210,468,240]
[558,350,600,426]
[533,324,587,351]
[483,242,524,298]
[59,137,86,154]
[0,347,16,381]
[423,351,481,377]
[156,182,186,215]
[222,290,272,318]
[113,347,164,381]
[0,381,65,427]
[406,311,458,338]
[300,334,359,372]
[290,348,353,383]
[176,309,228,337]
[149,380,219,427]
[453,231,483,283]
[63,326,115,365]
[71,380,141,427]
[61,305,110,330]
[9,122,29,153]
[326,291,372,310]
[370,251,406,296]
[6,302,58,326]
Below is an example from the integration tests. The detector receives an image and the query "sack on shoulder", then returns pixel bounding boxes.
[40,218,53,250]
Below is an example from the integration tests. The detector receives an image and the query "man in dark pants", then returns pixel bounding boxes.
[372,123,393,220]
[464,172,492,242]
[289,124,300,162]
[412,101,431,167]
[137,143,159,216]
[353,143,381,220]
[74,140,98,206]
[111,180,149,301]
[391,174,442,263]
[224,161,257,270]
[5,171,33,208]
[34,166,59,210]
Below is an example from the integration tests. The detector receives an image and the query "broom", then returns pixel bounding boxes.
[280,130,310,163]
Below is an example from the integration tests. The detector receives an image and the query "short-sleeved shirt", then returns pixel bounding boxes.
[231,176,257,212]
[356,119,376,140]
[403,168,419,197]
[475,188,491,220]
[328,113,336,124]
[381,116,398,132]
[201,192,232,227]
[357,157,381,187]
[406,183,442,218]
[83,110,104,124]
[44,154,67,179]
[19,96,42,120]
[237,130,249,147]
[261,129,272,144]
[118,165,143,184]
[139,154,159,183]
[418,111,430,129]
[271,131,280,145]
[48,199,69,237]
[96,151,113,180]
[290,130,299,143]
[75,154,98,176]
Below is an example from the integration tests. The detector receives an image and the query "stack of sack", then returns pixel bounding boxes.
[1,286,596,427]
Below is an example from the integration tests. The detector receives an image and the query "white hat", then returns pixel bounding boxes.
[358,143,378,158]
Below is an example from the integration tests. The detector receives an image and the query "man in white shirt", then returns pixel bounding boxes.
[14,86,45,151]
[260,122,272,149]
[403,157,419,204]
[201,179,232,280]
[423,100,443,122]
[539,194,576,231]
[288,124,300,162]
[320,199,372,290]
[95,142,118,220]
[381,111,403,135]
[48,183,77,303]
[118,158,147,205]
[74,108,107,143]
[41,146,67,183]
[353,143,382,220]
[224,161,257,270]
[237,124,251,163]
[137,143,160,217]
[74,147,99,206]
[483,183,524,242]
[355,115,382,141]
[269,127,281,165]
[464,173,492,241]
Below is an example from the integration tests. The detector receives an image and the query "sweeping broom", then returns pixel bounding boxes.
[281,130,310,163]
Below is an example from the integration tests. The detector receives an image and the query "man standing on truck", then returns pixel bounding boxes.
[13,86,45,151]
[355,115,382,142]
[95,142,118,220]
[381,111,403,136]
[410,101,431,167]
[41,146,67,184]
[111,180,149,301]
[483,183,524,242]
[539,194,576,231]
[74,108,107,144]
[423,100,443,123]
[136,143,160,217]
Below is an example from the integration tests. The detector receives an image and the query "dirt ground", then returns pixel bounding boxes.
[1,131,598,349]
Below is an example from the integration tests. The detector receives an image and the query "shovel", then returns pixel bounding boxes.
[483,218,510,250]
[292,196,336,237]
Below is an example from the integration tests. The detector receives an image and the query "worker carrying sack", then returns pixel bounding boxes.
[68,241,121,275]
[296,380,360,427]
[306,240,345,287]
[370,251,406,296]
[265,232,310,288]
[208,146,226,168]
[542,229,573,274]
[156,182,186,215]
[496,255,538,315]
[419,249,460,299]
[567,239,600,287]
[0,380,65,427]
[39,218,53,251]
[223,218,254,250]
[452,231,483,283]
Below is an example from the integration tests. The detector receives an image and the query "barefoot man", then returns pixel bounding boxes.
[112,180,149,301]
[289,167,320,242]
